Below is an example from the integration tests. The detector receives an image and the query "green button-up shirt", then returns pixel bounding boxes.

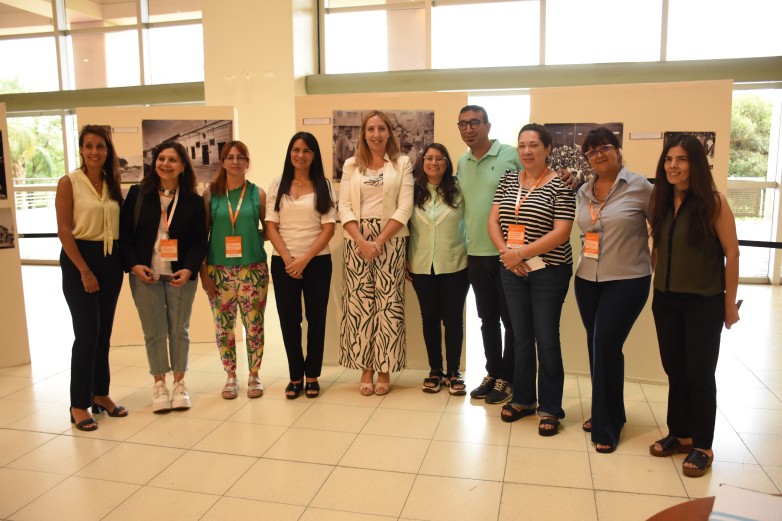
[408,184,467,275]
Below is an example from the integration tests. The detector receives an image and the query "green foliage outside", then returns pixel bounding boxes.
[730,93,772,178]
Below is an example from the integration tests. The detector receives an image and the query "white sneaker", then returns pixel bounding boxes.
[171,380,191,410]
[152,381,171,413]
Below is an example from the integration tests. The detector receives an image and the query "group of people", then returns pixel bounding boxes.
[57,105,739,479]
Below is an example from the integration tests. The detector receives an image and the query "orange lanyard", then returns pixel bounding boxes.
[160,190,179,235]
[514,168,547,219]
[589,200,606,226]
[226,182,247,235]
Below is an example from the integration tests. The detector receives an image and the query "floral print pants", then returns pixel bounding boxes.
[207,262,268,374]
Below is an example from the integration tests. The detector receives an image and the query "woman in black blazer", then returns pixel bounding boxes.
[120,141,207,413]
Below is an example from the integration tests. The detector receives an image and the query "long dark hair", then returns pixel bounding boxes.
[275,132,334,215]
[414,143,460,209]
[650,134,719,247]
[78,125,123,204]
[210,140,250,196]
[140,141,197,196]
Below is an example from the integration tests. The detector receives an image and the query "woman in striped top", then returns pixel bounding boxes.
[488,123,576,436]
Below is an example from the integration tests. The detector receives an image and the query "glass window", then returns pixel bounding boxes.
[0,3,53,35]
[668,0,782,60]
[545,0,661,64]
[326,0,413,7]
[70,30,140,89]
[0,37,59,93]
[432,2,540,69]
[65,0,137,29]
[149,0,202,23]
[148,24,204,84]
[325,11,388,74]
[468,91,531,147]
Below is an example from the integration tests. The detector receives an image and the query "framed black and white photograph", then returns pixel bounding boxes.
[544,122,624,185]
[0,208,15,249]
[0,129,7,200]
[664,131,716,170]
[142,119,234,190]
[331,110,435,181]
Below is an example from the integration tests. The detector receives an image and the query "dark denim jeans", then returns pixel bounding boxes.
[501,263,572,418]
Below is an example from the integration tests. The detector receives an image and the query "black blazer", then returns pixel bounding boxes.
[119,184,207,280]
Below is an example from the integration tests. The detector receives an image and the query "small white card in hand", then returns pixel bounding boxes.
[525,256,546,271]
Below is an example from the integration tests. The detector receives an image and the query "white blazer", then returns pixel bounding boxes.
[338,154,414,240]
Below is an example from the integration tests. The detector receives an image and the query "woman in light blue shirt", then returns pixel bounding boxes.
[407,143,469,394]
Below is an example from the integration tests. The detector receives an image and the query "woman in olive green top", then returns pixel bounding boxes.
[649,134,739,478]
[200,141,269,400]
[407,143,469,394]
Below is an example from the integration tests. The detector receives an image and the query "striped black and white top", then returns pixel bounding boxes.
[492,170,576,266]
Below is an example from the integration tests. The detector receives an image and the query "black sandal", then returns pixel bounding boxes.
[650,435,693,457]
[422,372,445,393]
[304,381,320,398]
[595,443,617,454]
[92,402,128,417]
[500,404,535,423]
[582,418,592,432]
[285,381,302,400]
[70,407,98,432]
[447,371,467,396]
[682,449,713,478]
[538,417,560,437]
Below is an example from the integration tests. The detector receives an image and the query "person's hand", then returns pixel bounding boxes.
[557,168,578,190]
[201,271,218,300]
[169,269,192,287]
[357,238,380,260]
[131,264,154,283]
[285,256,310,279]
[512,260,531,277]
[80,269,100,293]
[405,260,413,282]
[725,300,740,329]
[499,247,523,270]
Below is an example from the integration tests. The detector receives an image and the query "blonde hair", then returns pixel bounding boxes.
[354,110,400,170]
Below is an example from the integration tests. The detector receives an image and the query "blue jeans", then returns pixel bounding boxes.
[129,275,198,375]
[501,264,572,418]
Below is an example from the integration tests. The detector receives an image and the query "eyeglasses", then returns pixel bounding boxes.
[423,156,446,164]
[224,155,248,162]
[456,119,483,130]
[585,144,615,159]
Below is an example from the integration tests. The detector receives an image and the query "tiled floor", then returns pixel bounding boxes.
[1,267,781,520]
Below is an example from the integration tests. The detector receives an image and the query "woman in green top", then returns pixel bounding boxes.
[200,141,269,399]
[649,134,740,478]
[407,143,469,394]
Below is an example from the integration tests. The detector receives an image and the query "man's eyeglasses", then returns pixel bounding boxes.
[584,144,615,159]
[456,119,483,130]
[423,156,446,164]
[224,155,248,162]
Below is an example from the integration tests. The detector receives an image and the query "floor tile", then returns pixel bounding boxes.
[75,442,185,484]
[740,432,782,466]
[11,475,138,521]
[126,415,221,449]
[7,434,117,475]
[362,408,442,439]
[314,381,386,407]
[594,490,687,521]
[508,418,589,452]
[293,402,375,433]
[0,467,67,519]
[300,508,396,521]
[401,474,503,521]
[500,483,597,521]
[677,461,780,498]
[264,427,355,465]
[193,420,286,457]
[339,433,429,473]
[376,384,451,412]
[228,395,312,426]
[202,496,304,520]
[227,458,333,506]
[624,400,658,426]
[641,383,669,403]
[70,411,159,442]
[434,411,511,445]
[7,403,75,434]
[612,424,663,456]
[311,466,414,517]
[102,485,218,520]
[420,439,507,481]
[148,450,256,495]
[505,446,592,489]
[0,428,55,466]
[174,391,250,421]
[589,452,685,496]
[764,464,782,492]
[0,398,45,428]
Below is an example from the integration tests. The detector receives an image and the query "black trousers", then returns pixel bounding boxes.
[574,275,650,446]
[61,240,123,409]
[271,254,332,380]
[467,255,514,382]
[410,268,470,374]
[652,290,724,450]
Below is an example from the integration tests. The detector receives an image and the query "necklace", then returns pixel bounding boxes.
[523,168,547,189]
[293,178,310,187]
[159,186,177,197]
[591,183,605,202]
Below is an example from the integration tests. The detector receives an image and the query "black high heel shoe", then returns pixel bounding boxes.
[69,407,98,432]
[92,400,128,417]
[305,381,320,398]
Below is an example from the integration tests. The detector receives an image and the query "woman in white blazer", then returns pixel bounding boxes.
[338,110,414,396]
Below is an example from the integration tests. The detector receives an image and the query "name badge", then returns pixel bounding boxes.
[225,236,243,258]
[160,239,178,262]
[507,224,525,247]
[584,232,600,259]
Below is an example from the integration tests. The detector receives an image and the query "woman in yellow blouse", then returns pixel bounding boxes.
[56,125,127,431]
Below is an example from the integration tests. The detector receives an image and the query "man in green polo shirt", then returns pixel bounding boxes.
[456,105,521,404]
